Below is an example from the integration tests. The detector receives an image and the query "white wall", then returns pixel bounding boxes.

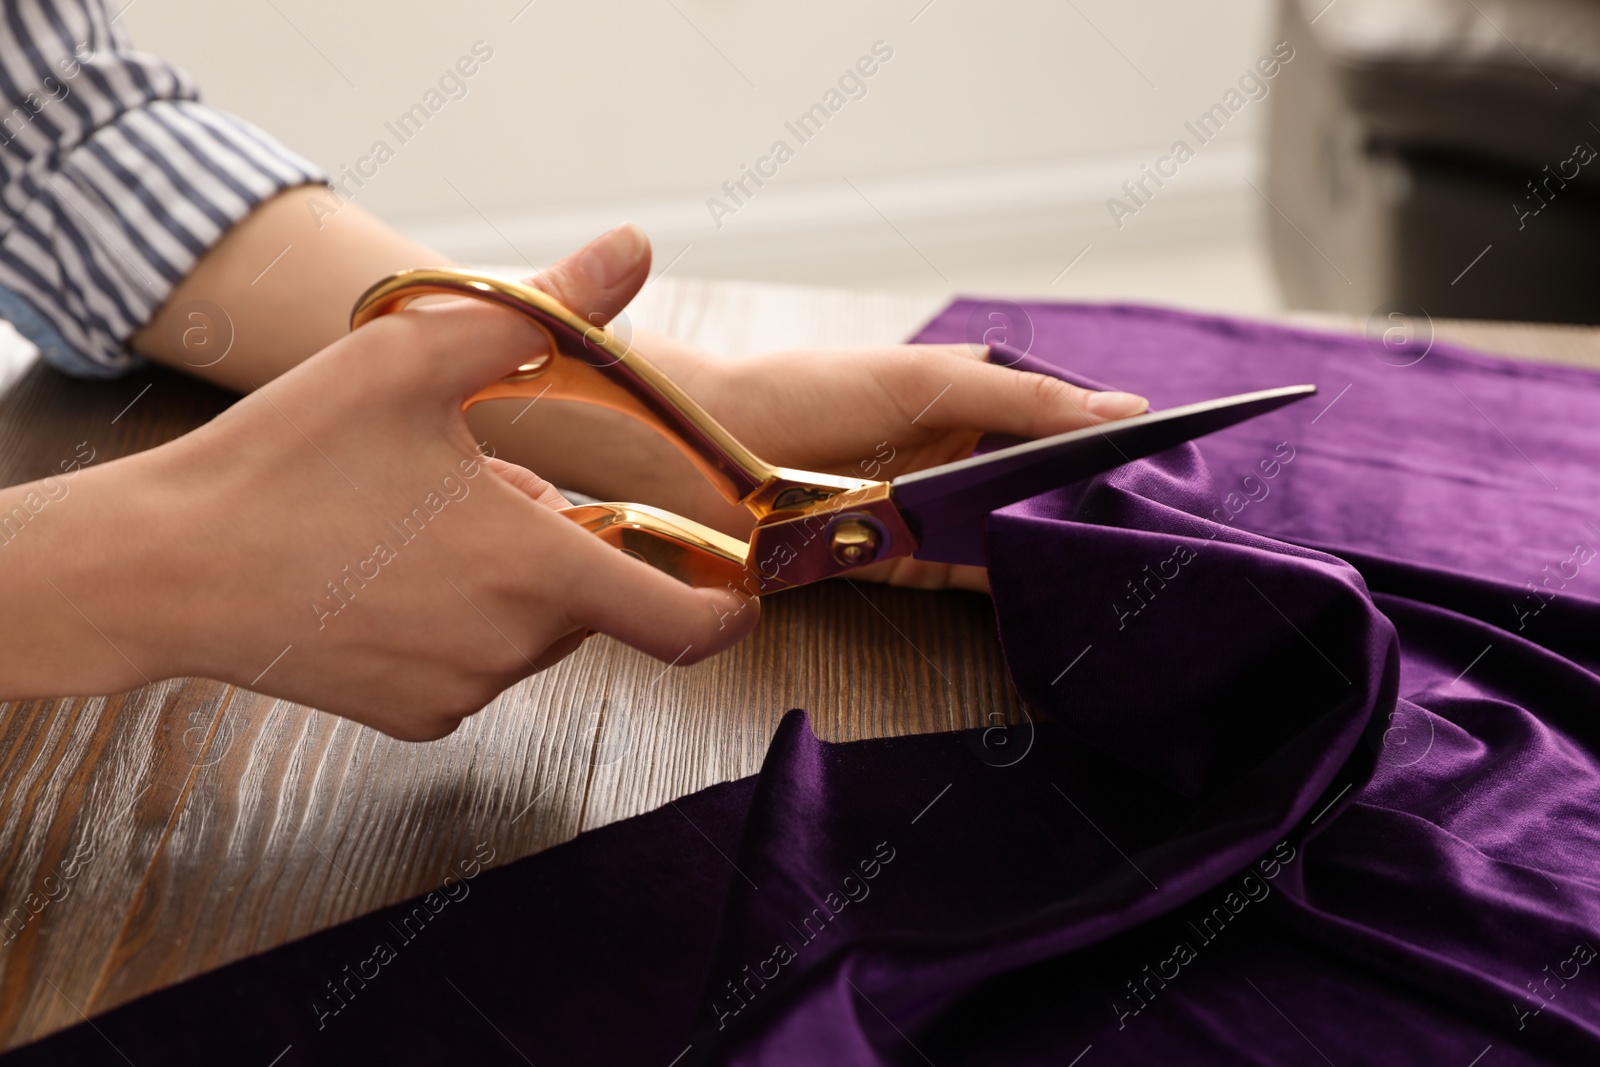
[124,0,1279,286]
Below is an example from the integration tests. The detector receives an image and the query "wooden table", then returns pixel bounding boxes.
[0,278,1594,1052]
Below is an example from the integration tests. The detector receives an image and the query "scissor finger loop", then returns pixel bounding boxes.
[350,268,919,595]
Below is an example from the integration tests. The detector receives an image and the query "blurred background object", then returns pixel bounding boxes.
[124,0,1595,323]
[1268,0,1600,324]
[125,0,1285,313]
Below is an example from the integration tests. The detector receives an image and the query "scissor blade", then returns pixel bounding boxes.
[892,384,1317,566]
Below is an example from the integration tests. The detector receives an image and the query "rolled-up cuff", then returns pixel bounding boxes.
[0,99,326,378]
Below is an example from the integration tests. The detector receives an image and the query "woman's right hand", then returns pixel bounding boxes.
[11,229,758,740]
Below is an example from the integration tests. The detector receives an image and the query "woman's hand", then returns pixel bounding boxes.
[685,342,1149,590]
[469,227,1149,593]
[8,229,756,740]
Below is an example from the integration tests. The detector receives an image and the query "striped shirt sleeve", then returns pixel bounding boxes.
[0,0,326,377]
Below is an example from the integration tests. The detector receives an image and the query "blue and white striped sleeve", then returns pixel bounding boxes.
[0,0,327,378]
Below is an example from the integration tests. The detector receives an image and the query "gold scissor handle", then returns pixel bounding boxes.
[561,502,751,589]
[350,267,916,594]
[351,268,780,507]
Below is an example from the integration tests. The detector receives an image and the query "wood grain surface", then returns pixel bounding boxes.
[0,277,1593,1052]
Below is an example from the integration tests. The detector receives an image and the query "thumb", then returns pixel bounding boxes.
[524,223,651,331]
[385,224,654,405]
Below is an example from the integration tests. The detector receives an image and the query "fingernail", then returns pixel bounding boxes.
[1085,390,1148,419]
[578,223,647,288]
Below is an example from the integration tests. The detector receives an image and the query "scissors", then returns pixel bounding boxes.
[351,268,1315,597]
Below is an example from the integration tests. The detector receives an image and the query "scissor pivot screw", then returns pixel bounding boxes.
[830,519,882,567]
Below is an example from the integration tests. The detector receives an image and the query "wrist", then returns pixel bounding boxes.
[0,451,187,698]
[636,332,748,440]
[99,445,214,683]
[632,328,719,406]
[677,353,768,459]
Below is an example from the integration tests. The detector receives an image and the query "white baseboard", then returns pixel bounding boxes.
[392,143,1260,286]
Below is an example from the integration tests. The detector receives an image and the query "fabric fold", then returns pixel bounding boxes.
[696,350,1399,1064]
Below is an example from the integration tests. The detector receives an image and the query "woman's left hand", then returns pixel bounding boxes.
[677,340,1150,591]
[463,226,1149,593]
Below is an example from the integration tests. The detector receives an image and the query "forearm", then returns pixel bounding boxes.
[130,185,453,392]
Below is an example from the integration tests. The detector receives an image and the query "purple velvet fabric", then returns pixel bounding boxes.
[9,302,1598,1066]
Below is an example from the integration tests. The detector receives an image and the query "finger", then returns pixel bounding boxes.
[555,524,761,665]
[900,346,1148,438]
[522,223,651,328]
[485,459,598,658]
[483,456,572,510]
